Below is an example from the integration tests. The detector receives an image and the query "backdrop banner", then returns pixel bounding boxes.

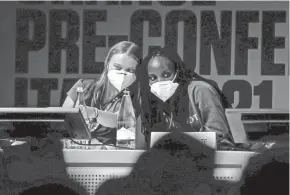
[0,1,288,109]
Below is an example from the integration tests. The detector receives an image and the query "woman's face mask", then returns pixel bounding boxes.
[108,70,136,92]
[150,73,179,102]
[107,54,138,91]
[148,56,179,102]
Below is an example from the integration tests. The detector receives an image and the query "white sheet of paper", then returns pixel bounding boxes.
[117,127,135,140]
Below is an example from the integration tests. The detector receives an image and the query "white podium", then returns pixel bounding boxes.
[63,150,256,195]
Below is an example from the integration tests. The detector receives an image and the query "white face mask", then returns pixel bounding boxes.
[150,73,179,102]
[107,70,136,92]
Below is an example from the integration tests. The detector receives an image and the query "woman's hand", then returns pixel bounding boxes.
[77,105,98,121]
[77,106,118,128]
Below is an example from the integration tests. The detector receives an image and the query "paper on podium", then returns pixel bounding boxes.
[117,127,135,140]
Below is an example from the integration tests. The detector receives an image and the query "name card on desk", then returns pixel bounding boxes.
[150,132,217,149]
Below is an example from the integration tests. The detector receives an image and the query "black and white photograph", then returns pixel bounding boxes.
[0,1,289,195]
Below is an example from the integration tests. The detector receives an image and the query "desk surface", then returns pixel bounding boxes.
[63,149,256,166]
[0,148,256,170]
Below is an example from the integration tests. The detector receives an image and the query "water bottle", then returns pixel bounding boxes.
[116,89,136,149]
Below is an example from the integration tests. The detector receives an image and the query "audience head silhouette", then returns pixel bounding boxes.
[95,132,216,195]
[240,148,289,195]
[19,183,82,195]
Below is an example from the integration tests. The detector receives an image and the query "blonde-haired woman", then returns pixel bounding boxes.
[62,41,142,147]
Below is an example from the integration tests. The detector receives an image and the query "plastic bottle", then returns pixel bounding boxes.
[116,89,136,149]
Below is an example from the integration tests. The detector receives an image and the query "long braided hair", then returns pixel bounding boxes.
[139,47,231,143]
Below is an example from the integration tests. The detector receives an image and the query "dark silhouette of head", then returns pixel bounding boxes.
[240,148,289,195]
[19,183,82,195]
[1,135,88,195]
[95,132,217,195]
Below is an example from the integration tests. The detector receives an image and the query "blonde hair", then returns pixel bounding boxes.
[84,41,141,107]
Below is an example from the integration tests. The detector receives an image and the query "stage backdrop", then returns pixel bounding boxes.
[0,1,288,109]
